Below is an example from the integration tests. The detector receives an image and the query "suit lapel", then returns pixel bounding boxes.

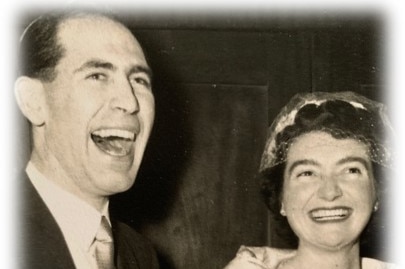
[111,219,159,269]
[112,220,140,269]
[20,172,76,269]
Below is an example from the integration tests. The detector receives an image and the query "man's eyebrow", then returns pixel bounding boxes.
[128,65,153,80]
[74,60,116,73]
[73,60,153,80]
[287,159,319,175]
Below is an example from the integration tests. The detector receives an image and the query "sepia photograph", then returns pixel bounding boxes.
[2,1,405,268]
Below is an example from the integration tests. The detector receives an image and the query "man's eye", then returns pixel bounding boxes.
[136,78,148,85]
[131,76,151,88]
[87,73,107,81]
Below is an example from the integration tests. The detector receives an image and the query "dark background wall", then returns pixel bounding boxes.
[109,12,387,269]
[16,11,388,269]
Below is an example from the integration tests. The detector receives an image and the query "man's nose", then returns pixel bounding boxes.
[317,177,343,201]
[109,78,139,114]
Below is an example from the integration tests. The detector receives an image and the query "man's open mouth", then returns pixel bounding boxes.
[309,207,352,222]
[91,129,136,157]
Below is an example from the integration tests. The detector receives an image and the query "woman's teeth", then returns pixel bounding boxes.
[310,208,351,222]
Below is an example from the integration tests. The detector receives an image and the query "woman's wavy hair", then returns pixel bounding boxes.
[260,98,392,258]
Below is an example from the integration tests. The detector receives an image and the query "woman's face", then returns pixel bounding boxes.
[281,131,376,251]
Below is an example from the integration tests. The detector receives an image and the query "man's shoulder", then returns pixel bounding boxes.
[111,220,160,269]
[111,219,156,253]
[18,172,76,268]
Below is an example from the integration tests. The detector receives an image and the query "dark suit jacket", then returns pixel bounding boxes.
[19,172,159,269]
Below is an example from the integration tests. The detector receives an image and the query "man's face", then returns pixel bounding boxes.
[40,16,154,200]
[281,131,376,251]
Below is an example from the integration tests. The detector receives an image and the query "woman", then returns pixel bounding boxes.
[224,91,397,269]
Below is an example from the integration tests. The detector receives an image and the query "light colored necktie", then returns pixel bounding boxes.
[92,216,115,269]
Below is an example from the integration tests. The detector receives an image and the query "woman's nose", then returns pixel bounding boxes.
[317,177,343,201]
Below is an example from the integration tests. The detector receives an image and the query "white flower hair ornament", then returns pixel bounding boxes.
[259,91,394,172]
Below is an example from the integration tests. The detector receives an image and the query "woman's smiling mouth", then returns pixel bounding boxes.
[91,129,136,157]
[309,207,352,222]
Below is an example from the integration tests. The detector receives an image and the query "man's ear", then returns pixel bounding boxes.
[14,76,47,126]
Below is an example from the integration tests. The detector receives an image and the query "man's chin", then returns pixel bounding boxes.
[95,173,136,195]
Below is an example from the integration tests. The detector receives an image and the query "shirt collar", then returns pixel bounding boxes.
[26,161,111,251]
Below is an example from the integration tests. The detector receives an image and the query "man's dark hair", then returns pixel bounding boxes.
[18,13,65,81]
[18,9,120,82]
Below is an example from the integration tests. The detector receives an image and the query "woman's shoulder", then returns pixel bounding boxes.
[223,246,296,269]
[362,257,401,269]
[223,247,402,269]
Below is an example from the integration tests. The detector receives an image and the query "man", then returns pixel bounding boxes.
[15,10,159,269]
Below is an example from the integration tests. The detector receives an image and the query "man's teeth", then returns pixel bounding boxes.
[311,208,350,221]
[91,129,136,157]
[92,129,135,140]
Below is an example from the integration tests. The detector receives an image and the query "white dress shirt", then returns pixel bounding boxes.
[26,162,112,269]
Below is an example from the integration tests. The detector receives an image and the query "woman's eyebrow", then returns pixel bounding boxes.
[287,159,319,175]
[336,156,370,168]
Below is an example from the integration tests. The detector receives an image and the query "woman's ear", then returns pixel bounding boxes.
[373,200,379,212]
[280,203,286,216]
[14,76,47,126]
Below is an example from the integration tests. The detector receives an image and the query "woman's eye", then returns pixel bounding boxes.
[348,167,361,174]
[297,171,314,177]
[338,165,367,180]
